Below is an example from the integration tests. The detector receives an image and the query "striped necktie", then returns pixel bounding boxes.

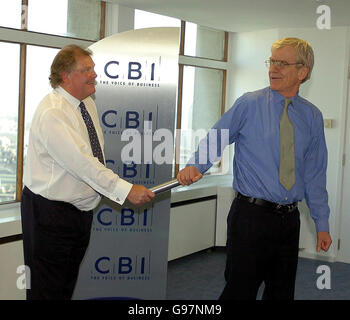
[79,102,105,165]
[279,98,295,190]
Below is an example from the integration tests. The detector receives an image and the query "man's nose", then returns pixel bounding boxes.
[269,63,279,72]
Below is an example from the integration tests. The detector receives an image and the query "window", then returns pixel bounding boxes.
[27,0,68,36]
[27,0,101,40]
[134,9,181,29]
[179,66,224,173]
[0,5,227,206]
[0,0,21,29]
[25,46,60,151]
[134,9,228,177]
[0,0,103,205]
[0,42,20,203]
[184,22,226,61]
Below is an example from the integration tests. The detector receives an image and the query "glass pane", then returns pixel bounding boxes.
[66,0,101,40]
[27,0,101,40]
[25,46,59,156]
[27,0,68,36]
[134,9,181,29]
[179,66,223,174]
[184,22,225,61]
[0,0,21,29]
[0,42,20,203]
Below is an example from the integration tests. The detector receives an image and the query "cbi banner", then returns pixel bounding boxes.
[72,28,180,300]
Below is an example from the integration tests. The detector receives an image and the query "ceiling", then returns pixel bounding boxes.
[107,0,350,32]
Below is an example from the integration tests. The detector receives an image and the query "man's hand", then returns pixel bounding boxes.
[127,185,155,206]
[177,166,203,186]
[316,231,332,252]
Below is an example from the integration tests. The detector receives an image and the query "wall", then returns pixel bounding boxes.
[278,27,349,261]
[226,26,350,260]
[226,29,278,104]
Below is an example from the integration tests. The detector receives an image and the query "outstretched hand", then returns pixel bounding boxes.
[127,185,155,206]
[177,166,203,186]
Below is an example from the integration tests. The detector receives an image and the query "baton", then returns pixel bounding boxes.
[150,179,181,194]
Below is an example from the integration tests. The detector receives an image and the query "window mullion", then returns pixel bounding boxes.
[16,43,26,201]
[100,1,106,39]
[175,64,184,177]
[179,21,185,55]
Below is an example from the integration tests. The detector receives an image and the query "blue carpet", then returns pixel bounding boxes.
[166,247,350,300]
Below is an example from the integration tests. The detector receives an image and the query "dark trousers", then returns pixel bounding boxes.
[20,187,93,300]
[219,198,300,300]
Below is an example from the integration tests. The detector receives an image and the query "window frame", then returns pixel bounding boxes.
[175,20,228,176]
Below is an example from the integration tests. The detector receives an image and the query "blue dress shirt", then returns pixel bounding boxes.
[188,87,330,233]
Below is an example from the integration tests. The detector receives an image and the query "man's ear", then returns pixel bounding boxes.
[61,71,70,84]
[298,66,309,82]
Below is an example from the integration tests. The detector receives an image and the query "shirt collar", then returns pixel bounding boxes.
[269,87,299,108]
[55,86,81,109]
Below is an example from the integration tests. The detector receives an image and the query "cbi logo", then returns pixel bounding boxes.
[104,60,158,81]
[94,252,151,276]
[106,160,154,179]
[101,110,153,129]
[96,207,152,228]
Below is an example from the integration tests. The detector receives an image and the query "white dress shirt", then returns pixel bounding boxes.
[23,86,132,211]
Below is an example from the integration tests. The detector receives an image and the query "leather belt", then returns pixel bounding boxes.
[236,192,297,213]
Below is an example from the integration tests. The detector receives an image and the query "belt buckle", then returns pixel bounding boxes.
[248,197,256,204]
[275,203,295,214]
[275,204,287,214]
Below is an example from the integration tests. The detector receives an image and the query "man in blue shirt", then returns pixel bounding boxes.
[177,37,332,300]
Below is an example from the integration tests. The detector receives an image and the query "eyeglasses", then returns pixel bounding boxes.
[75,67,96,75]
[265,59,304,68]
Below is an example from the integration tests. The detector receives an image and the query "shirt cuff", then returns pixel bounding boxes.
[185,162,207,174]
[315,219,329,233]
[113,178,133,205]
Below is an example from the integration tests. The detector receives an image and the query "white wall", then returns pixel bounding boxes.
[226,28,278,105]
[226,27,350,260]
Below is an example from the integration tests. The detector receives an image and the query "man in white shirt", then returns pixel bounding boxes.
[21,45,155,300]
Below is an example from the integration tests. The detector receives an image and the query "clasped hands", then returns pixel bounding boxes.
[126,166,202,206]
